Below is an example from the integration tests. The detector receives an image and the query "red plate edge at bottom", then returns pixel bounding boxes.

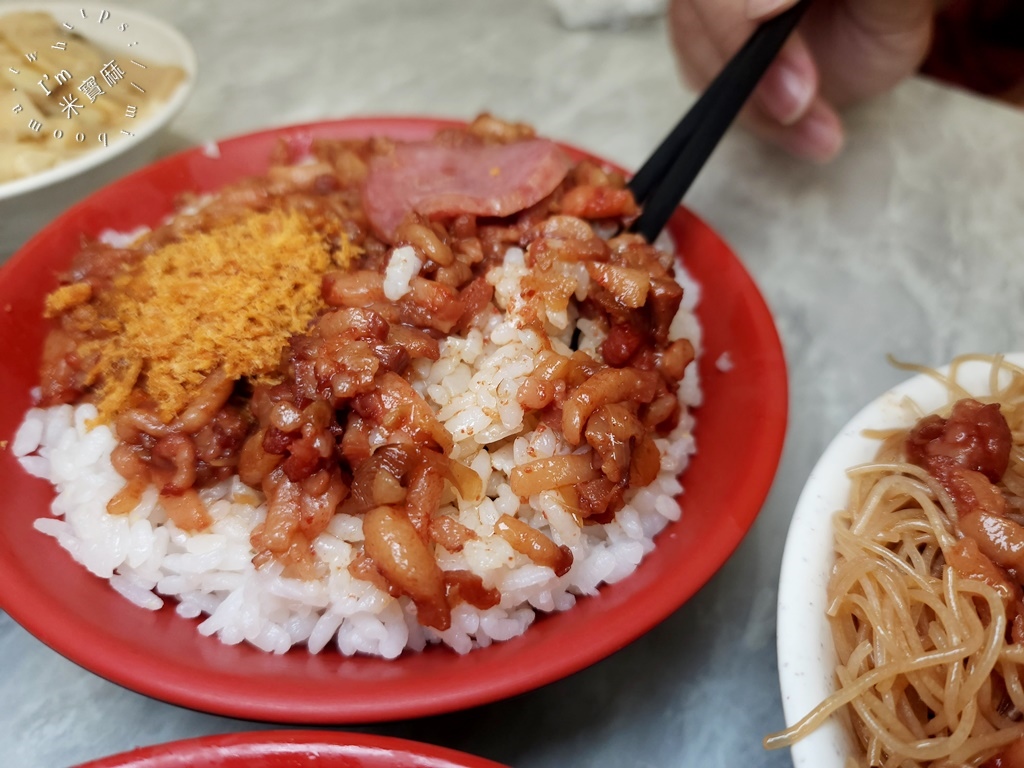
[73,730,509,768]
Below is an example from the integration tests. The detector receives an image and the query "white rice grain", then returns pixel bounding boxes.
[383,245,422,300]
[110,573,164,610]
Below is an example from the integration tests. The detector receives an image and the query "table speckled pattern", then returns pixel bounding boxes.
[2,1,1022,766]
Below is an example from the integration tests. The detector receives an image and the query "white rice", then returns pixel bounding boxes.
[15,246,701,658]
[382,245,422,301]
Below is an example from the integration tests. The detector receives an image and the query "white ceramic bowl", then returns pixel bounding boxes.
[0,2,196,253]
[776,353,1024,767]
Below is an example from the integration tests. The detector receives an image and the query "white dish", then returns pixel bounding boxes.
[775,352,1024,767]
[0,3,196,250]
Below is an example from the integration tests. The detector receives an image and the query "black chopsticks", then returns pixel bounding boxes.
[629,0,811,242]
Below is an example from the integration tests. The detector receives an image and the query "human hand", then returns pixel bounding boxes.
[668,0,935,161]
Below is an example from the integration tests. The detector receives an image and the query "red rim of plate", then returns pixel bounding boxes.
[74,730,508,768]
[0,116,787,723]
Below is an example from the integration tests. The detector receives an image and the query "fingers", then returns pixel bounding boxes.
[667,0,845,162]
[800,0,934,107]
[746,0,801,22]
[752,33,817,126]
[678,0,820,130]
[746,34,844,162]
[842,0,936,36]
[667,0,734,92]
[743,96,845,163]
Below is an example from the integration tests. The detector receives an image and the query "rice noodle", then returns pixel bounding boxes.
[766,355,1024,767]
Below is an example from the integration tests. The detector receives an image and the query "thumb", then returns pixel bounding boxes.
[842,0,936,35]
[804,0,935,107]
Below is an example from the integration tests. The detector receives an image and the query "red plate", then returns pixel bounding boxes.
[0,117,787,723]
[74,731,507,768]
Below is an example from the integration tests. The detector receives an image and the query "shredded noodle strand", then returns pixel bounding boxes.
[766,356,1024,766]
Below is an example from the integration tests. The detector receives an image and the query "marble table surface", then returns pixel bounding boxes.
[2,1,1023,766]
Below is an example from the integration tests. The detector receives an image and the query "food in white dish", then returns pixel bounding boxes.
[0,10,185,183]
[769,354,1024,767]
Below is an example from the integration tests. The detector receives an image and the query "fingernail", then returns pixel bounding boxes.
[795,106,844,163]
[746,0,791,20]
[756,60,814,126]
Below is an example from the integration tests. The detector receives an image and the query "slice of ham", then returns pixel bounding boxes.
[364,139,572,243]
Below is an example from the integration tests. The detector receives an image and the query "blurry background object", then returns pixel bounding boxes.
[0,11,185,184]
[548,0,667,30]
[923,0,1024,106]
[0,4,195,257]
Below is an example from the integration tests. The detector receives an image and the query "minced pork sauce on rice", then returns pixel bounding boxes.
[14,115,703,657]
